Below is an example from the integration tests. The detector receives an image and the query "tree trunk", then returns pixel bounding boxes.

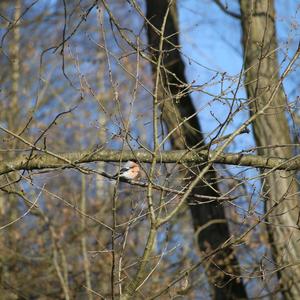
[240,0,300,298]
[146,1,247,299]
[0,1,21,299]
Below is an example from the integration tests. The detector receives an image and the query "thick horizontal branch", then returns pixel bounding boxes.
[0,148,299,175]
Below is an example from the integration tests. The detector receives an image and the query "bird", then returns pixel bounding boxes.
[113,161,140,180]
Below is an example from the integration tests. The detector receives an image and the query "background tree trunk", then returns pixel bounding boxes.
[0,1,21,298]
[146,1,247,298]
[240,0,300,298]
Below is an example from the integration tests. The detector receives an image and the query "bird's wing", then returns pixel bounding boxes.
[119,167,130,173]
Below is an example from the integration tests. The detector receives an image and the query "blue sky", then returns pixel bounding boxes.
[178,0,299,152]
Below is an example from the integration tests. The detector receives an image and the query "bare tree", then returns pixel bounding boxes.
[145,0,247,298]
[240,0,300,298]
[0,0,299,299]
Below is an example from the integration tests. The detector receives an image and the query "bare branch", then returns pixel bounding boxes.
[212,0,241,19]
[1,148,300,176]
